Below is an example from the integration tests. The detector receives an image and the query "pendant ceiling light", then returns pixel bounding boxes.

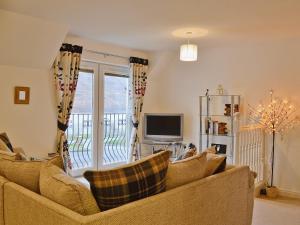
[180,32,198,62]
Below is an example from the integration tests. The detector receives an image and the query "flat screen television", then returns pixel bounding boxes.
[143,113,184,142]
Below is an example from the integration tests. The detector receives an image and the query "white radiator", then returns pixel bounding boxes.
[235,125,266,183]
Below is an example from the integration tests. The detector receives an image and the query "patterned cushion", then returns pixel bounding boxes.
[84,151,170,211]
[0,133,13,152]
[175,148,197,161]
[40,164,100,215]
[166,152,207,190]
[205,153,227,177]
[0,156,63,193]
[175,144,197,161]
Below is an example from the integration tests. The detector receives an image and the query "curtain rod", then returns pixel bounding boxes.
[84,49,129,60]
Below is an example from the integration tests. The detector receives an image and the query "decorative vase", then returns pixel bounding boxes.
[266,186,279,198]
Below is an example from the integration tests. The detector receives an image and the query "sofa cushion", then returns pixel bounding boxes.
[0,150,22,160]
[84,150,170,211]
[40,164,100,215]
[204,146,217,154]
[0,133,13,152]
[205,153,227,177]
[166,152,207,190]
[0,156,63,193]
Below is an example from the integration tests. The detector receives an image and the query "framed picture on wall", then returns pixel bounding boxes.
[14,86,30,104]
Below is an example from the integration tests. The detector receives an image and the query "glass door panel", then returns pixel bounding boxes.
[103,73,129,166]
[67,69,96,175]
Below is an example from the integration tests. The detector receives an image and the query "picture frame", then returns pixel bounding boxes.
[14,86,30,104]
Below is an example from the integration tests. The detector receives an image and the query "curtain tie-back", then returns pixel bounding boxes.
[57,120,68,132]
[132,122,139,128]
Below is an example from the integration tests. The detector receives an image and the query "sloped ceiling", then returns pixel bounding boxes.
[0,9,68,69]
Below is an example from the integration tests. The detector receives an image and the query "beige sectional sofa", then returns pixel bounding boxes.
[0,165,254,225]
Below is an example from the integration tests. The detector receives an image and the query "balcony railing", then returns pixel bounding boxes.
[66,113,129,169]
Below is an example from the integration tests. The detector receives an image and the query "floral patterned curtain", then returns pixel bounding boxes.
[53,43,83,170]
[128,57,149,162]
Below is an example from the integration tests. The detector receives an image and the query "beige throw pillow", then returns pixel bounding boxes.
[205,153,227,177]
[0,150,21,160]
[0,139,11,152]
[0,156,63,193]
[40,164,100,215]
[166,152,207,190]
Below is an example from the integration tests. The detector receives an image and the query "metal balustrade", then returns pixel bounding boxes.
[235,125,266,183]
[67,113,128,169]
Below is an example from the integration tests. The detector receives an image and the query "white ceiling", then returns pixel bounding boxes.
[1,0,300,51]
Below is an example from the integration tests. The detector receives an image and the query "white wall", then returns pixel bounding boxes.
[144,39,300,193]
[65,35,148,67]
[0,30,149,158]
[0,65,57,158]
[0,9,68,69]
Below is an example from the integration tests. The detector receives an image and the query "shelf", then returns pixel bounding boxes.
[201,114,236,117]
[201,134,235,137]
[200,95,240,97]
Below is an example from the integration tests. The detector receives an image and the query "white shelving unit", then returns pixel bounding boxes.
[199,95,241,163]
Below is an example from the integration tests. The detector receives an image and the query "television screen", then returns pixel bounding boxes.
[145,114,183,140]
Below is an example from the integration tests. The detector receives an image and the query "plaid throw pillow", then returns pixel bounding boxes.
[84,151,170,211]
[0,133,13,152]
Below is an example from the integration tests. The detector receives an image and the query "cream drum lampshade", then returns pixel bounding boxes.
[180,44,198,61]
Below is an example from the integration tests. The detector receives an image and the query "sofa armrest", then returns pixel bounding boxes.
[4,183,84,225]
[0,176,9,225]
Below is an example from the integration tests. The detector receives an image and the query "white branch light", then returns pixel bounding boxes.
[180,43,198,61]
[248,90,300,134]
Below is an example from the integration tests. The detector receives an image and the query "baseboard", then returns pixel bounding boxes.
[278,189,300,199]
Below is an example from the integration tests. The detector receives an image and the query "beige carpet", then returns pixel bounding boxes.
[252,197,300,225]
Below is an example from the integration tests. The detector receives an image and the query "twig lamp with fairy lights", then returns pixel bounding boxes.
[248,90,299,188]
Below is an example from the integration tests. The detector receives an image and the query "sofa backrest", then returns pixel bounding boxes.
[2,166,254,225]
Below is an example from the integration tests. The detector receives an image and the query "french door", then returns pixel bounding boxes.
[67,61,130,176]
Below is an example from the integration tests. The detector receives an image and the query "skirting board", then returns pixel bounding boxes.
[254,181,265,197]
[278,189,300,199]
[254,182,300,199]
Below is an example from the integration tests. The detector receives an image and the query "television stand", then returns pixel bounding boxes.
[137,141,186,160]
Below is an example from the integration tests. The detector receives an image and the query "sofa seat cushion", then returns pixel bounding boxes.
[0,156,63,193]
[205,153,227,177]
[166,152,207,190]
[40,164,100,215]
[84,150,170,211]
